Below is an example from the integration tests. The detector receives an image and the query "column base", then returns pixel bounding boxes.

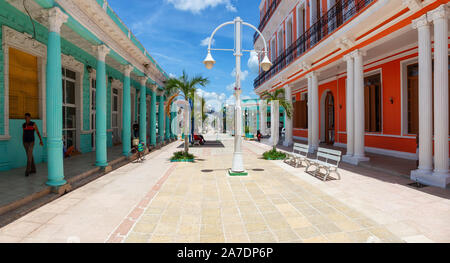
[411,169,450,189]
[283,140,293,147]
[95,161,109,167]
[342,155,370,165]
[46,178,67,187]
[228,169,248,176]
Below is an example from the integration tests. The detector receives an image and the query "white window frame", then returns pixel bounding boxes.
[277,26,284,56]
[89,71,97,149]
[111,79,123,144]
[285,14,294,49]
[296,2,306,38]
[61,54,84,152]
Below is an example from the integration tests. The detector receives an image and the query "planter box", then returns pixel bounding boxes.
[170,158,194,163]
[264,157,285,160]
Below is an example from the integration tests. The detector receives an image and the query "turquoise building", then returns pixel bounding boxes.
[225,99,285,136]
[0,0,172,186]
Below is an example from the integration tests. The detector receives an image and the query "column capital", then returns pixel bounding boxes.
[94,45,110,62]
[427,4,449,22]
[150,84,158,92]
[123,64,134,77]
[306,71,318,79]
[350,49,366,59]
[343,53,354,62]
[47,7,68,34]
[402,0,422,12]
[412,14,430,29]
[138,76,148,86]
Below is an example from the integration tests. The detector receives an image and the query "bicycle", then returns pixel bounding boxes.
[130,140,146,163]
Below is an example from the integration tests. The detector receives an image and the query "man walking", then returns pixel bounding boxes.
[23,113,43,176]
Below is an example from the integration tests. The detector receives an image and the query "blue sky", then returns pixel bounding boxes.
[108,0,261,103]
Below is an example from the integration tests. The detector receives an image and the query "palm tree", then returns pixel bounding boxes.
[261,89,292,151]
[164,71,209,153]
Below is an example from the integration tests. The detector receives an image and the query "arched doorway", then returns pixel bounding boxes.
[324,91,335,144]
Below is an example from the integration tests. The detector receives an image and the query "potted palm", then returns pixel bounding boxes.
[260,89,292,160]
[165,71,209,162]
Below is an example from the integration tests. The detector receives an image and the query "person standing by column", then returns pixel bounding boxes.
[23,113,43,176]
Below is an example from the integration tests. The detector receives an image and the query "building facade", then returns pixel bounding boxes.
[253,0,449,188]
[0,0,173,186]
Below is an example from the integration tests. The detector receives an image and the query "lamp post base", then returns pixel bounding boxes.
[228,169,248,176]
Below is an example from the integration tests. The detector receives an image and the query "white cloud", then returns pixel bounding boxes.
[247,50,259,74]
[168,73,177,78]
[200,37,215,47]
[166,0,237,14]
[231,68,249,81]
[196,88,226,102]
[196,88,227,111]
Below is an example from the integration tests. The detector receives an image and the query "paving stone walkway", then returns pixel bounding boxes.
[1,134,448,243]
[123,136,404,243]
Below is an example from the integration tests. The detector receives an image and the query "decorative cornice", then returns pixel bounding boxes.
[335,37,354,51]
[402,0,422,12]
[2,26,46,57]
[111,78,123,88]
[427,4,449,22]
[93,44,110,62]
[61,54,84,73]
[46,7,68,33]
[58,0,165,86]
[300,61,312,71]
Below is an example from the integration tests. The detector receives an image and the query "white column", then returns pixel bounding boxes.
[307,75,313,151]
[311,72,319,151]
[344,54,354,157]
[352,50,369,163]
[429,5,449,188]
[270,100,280,148]
[259,100,267,136]
[283,84,293,146]
[411,14,433,180]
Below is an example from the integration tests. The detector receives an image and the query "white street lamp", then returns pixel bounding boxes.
[203,17,271,176]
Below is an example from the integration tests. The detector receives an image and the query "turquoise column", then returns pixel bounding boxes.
[150,87,157,146]
[158,94,165,142]
[45,8,68,186]
[165,96,170,140]
[172,110,178,139]
[95,45,110,167]
[122,65,133,156]
[138,77,147,146]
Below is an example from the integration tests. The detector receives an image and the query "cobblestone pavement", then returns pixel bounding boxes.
[123,136,408,243]
[1,135,448,243]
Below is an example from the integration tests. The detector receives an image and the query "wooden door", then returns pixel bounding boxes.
[325,92,335,144]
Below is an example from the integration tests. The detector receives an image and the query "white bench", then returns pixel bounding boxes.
[306,147,342,181]
[284,143,311,168]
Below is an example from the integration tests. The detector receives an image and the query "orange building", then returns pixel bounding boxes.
[253,0,449,188]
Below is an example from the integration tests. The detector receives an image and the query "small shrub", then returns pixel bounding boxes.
[171,151,195,161]
[262,149,286,160]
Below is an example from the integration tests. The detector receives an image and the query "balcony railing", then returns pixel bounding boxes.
[254,0,374,88]
[254,0,282,43]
